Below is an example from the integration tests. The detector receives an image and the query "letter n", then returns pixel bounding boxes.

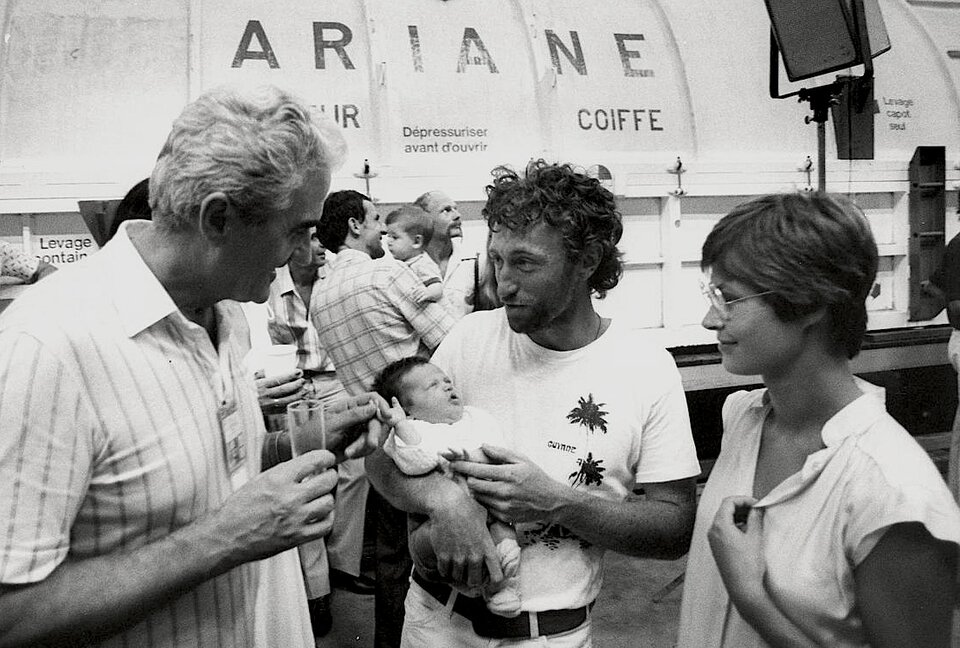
[545,30,587,75]
[231,20,279,68]
[313,22,356,70]
[456,27,498,73]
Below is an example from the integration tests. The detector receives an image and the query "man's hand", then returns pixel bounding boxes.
[417,489,504,591]
[209,449,338,563]
[449,445,566,525]
[255,369,306,413]
[324,392,393,461]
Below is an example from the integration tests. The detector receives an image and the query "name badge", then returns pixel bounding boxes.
[219,401,249,491]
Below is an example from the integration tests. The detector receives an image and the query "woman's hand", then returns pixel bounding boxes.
[707,495,764,595]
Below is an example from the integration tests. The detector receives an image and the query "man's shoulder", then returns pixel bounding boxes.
[0,264,112,357]
[448,308,505,336]
[320,254,404,292]
[434,309,505,357]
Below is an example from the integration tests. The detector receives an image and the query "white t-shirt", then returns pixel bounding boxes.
[431,309,700,611]
[677,389,960,648]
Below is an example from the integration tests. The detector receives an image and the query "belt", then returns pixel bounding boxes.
[412,570,592,639]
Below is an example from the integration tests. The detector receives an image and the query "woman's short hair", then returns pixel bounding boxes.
[149,84,347,231]
[482,159,624,298]
[701,192,879,359]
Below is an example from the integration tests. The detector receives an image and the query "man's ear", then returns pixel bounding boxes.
[579,241,602,279]
[347,216,364,238]
[198,192,235,241]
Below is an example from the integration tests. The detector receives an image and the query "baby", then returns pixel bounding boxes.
[384,205,444,304]
[373,356,522,617]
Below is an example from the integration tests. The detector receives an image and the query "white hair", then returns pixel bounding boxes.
[149,84,347,230]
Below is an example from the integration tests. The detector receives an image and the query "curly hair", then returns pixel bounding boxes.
[701,192,878,359]
[482,160,623,298]
[150,84,346,231]
[317,189,371,251]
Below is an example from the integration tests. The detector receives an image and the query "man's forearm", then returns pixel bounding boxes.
[365,448,463,515]
[551,478,697,559]
[0,514,239,647]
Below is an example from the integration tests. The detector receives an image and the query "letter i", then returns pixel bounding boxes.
[408,26,424,72]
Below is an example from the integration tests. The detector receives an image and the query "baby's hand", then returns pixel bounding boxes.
[411,285,428,304]
[439,448,470,463]
[377,396,407,427]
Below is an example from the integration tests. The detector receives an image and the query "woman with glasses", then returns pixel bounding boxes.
[677,192,960,648]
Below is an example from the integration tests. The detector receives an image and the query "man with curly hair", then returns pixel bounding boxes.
[367,160,700,647]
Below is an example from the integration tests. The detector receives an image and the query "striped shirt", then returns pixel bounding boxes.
[266,264,335,375]
[0,241,39,282]
[405,253,442,288]
[312,249,455,394]
[0,223,263,648]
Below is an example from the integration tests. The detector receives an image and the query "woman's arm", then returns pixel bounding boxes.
[708,497,821,648]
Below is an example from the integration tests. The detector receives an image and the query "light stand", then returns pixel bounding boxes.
[768,0,875,191]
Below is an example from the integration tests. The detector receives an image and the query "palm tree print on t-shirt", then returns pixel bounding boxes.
[524,394,609,550]
[567,394,608,488]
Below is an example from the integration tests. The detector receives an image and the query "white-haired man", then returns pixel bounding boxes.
[0,85,388,648]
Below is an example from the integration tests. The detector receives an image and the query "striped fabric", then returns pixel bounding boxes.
[405,253,442,288]
[0,241,39,282]
[0,223,263,648]
[312,249,454,394]
[265,265,334,375]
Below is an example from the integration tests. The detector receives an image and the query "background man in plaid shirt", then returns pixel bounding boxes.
[314,189,455,648]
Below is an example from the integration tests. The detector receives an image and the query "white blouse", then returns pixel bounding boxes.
[678,389,960,648]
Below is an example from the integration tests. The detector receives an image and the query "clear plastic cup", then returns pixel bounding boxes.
[287,398,326,456]
[261,344,298,379]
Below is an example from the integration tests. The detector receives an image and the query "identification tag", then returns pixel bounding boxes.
[219,401,249,491]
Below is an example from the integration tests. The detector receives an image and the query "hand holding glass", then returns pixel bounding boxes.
[287,399,326,456]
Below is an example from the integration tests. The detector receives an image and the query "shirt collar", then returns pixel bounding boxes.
[100,221,180,338]
[275,264,296,296]
[329,248,371,266]
[820,391,886,447]
[748,388,886,447]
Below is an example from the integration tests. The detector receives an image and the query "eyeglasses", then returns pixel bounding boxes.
[700,280,774,320]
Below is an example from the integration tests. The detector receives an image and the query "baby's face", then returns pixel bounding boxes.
[385,221,418,262]
[400,363,464,424]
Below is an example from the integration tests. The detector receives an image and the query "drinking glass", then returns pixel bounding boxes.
[287,398,326,456]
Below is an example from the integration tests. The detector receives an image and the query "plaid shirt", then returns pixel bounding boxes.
[312,249,455,394]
